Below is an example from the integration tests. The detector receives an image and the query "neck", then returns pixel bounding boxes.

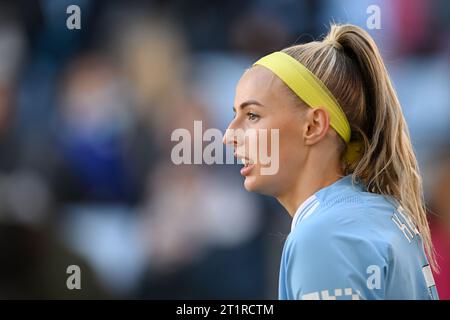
[276,154,344,217]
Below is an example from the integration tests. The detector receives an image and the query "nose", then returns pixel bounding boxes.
[223,127,237,146]
[223,117,240,146]
[223,116,246,149]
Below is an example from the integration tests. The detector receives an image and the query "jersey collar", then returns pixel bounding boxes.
[291,194,320,232]
[290,175,360,232]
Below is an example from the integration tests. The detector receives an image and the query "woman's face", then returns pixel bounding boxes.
[223,66,308,197]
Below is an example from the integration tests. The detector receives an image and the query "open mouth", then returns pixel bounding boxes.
[242,158,254,167]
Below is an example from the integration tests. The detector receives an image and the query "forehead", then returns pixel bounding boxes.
[235,66,288,106]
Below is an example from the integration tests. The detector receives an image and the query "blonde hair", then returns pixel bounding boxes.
[282,23,436,271]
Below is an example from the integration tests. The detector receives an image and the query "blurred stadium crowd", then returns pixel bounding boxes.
[0,0,449,299]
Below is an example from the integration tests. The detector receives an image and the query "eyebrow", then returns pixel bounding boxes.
[232,100,265,113]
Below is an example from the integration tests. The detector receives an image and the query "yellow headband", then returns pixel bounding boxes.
[254,51,350,143]
[253,51,362,163]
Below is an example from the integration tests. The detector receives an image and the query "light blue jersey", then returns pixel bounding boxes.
[279,175,439,300]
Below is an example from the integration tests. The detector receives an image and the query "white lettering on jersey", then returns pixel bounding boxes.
[391,205,419,243]
[301,288,361,300]
[367,265,381,289]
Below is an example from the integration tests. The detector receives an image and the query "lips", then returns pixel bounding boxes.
[240,163,255,176]
[235,154,255,176]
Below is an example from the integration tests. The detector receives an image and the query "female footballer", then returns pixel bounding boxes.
[223,24,439,300]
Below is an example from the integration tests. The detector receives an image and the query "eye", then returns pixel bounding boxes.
[247,112,260,121]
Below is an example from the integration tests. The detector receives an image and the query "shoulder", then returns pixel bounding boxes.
[282,201,393,299]
[282,199,394,300]
[286,192,398,266]
[280,178,430,299]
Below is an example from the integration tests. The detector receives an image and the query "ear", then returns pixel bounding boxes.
[303,107,330,146]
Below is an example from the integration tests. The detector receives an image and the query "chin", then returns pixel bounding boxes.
[243,176,258,191]
[243,175,277,196]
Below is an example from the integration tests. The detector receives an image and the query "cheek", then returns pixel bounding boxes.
[251,117,304,174]
[247,129,301,189]
[277,125,305,171]
[279,124,303,159]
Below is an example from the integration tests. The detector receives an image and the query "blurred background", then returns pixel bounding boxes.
[0,0,448,299]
